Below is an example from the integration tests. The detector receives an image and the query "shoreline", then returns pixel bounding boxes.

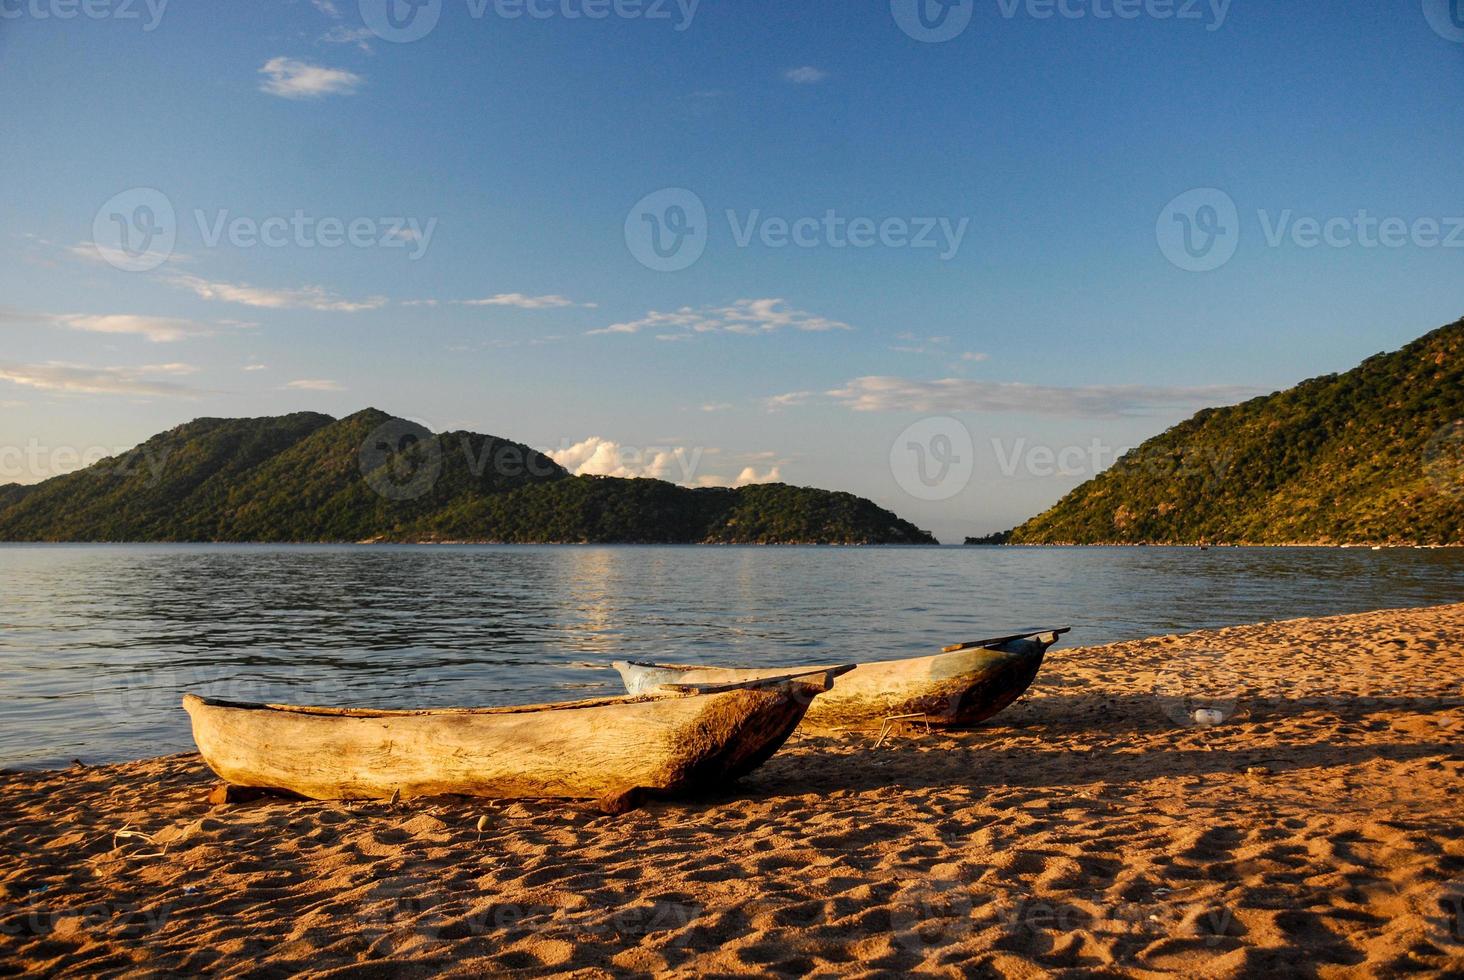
[3,604,1462,975]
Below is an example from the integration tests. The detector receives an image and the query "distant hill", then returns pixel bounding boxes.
[1002,319,1464,546]
[0,409,936,545]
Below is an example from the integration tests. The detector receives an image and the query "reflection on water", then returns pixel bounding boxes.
[1,544,1460,768]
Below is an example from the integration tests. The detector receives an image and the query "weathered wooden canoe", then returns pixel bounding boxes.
[183,666,852,813]
[614,629,1070,730]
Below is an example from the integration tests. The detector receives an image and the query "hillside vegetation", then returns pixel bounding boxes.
[0,409,935,545]
[1004,320,1464,545]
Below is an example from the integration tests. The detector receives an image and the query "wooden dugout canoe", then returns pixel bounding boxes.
[183,666,852,814]
[614,629,1070,731]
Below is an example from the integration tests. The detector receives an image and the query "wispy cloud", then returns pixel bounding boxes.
[764,391,814,412]
[0,361,200,398]
[785,66,829,84]
[166,275,386,312]
[258,58,364,99]
[321,25,375,52]
[459,294,592,310]
[243,364,269,372]
[0,313,212,347]
[283,379,344,391]
[889,334,989,368]
[311,0,340,15]
[809,377,1261,418]
[0,310,244,344]
[590,299,853,338]
[67,241,191,269]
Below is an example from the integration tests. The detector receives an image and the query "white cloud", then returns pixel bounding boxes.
[700,402,734,412]
[242,364,268,372]
[0,361,200,398]
[548,437,781,488]
[958,351,990,363]
[311,0,340,15]
[166,275,386,312]
[785,66,829,84]
[815,377,1261,418]
[283,379,344,391]
[258,58,364,99]
[590,299,852,338]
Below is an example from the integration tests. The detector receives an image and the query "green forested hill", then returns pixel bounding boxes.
[0,409,935,545]
[1006,320,1464,545]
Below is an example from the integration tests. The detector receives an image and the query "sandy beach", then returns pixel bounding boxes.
[2,604,1461,977]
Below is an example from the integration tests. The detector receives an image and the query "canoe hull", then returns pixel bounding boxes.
[183,673,842,808]
[615,632,1065,731]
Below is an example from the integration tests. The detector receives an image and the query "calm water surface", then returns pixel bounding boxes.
[1,544,1460,768]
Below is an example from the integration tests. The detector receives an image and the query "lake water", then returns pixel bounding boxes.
[1,544,1460,769]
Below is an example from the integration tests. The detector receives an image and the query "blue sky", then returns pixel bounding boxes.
[1,0,1462,541]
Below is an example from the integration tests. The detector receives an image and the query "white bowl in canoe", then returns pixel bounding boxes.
[614,629,1070,731]
[183,666,852,814]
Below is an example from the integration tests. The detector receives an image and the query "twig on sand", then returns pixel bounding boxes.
[874,713,932,748]
[107,825,167,859]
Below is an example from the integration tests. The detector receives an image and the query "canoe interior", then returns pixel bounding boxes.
[614,630,1069,730]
